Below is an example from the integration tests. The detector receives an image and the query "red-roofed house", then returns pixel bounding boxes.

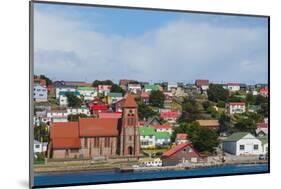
[98,85,112,95]
[160,111,180,123]
[152,124,173,134]
[140,92,150,104]
[176,133,188,144]
[161,143,206,166]
[226,102,246,114]
[260,89,268,97]
[256,122,268,137]
[90,105,108,116]
[195,79,209,93]
[49,93,141,159]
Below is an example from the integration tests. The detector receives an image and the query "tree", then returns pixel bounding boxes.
[34,123,49,142]
[110,84,125,94]
[65,92,82,108]
[172,122,219,154]
[219,114,233,134]
[235,117,257,134]
[68,113,88,121]
[180,97,201,122]
[39,75,52,86]
[149,90,165,108]
[92,80,114,87]
[202,101,211,110]
[207,84,229,102]
[255,95,267,105]
[258,103,269,117]
[246,93,255,104]
[137,101,158,120]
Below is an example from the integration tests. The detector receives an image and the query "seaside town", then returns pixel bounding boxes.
[33,75,269,173]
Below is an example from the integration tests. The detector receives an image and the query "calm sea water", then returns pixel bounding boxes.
[34,164,268,187]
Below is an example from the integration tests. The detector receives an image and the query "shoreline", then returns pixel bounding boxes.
[34,160,268,175]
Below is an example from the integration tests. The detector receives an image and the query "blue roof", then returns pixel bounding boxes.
[59,91,80,96]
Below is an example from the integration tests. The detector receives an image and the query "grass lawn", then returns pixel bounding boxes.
[142,148,168,155]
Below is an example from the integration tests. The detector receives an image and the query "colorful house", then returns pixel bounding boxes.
[226,102,246,114]
[223,83,240,92]
[97,85,112,96]
[176,133,188,144]
[160,111,180,123]
[106,92,123,104]
[144,84,162,93]
[34,84,48,102]
[161,143,205,166]
[77,86,97,100]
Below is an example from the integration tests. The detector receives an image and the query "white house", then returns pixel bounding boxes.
[34,140,48,153]
[97,85,111,96]
[152,124,173,135]
[58,91,81,106]
[167,82,178,91]
[77,86,97,100]
[140,135,156,148]
[223,83,240,92]
[66,107,91,116]
[46,110,68,122]
[55,85,76,99]
[226,102,246,114]
[34,84,48,102]
[222,132,263,156]
[127,83,142,94]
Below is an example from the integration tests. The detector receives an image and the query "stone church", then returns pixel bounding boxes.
[49,93,140,159]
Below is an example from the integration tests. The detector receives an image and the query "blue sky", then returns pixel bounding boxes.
[34,2,268,84]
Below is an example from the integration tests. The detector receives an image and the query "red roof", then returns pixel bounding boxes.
[98,112,122,119]
[79,118,119,137]
[177,133,188,140]
[138,121,145,126]
[226,83,240,86]
[152,124,172,129]
[228,102,245,106]
[195,80,209,87]
[123,93,138,108]
[260,89,268,93]
[91,105,108,110]
[162,143,200,157]
[257,122,268,128]
[160,112,179,118]
[141,92,150,98]
[50,122,81,149]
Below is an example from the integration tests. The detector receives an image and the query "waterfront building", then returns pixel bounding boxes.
[161,143,206,166]
[222,132,263,156]
[49,93,141,159]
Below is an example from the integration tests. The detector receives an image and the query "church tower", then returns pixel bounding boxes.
[120,93,140,156]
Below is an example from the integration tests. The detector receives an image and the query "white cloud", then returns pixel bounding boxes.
[34,7,268,84]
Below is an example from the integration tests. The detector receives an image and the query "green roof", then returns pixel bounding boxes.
[77,86,95,91]
[108,92,123,97]
[224,132,250,142]
[234,95,246,99]
[258,137,268,145]
[144,84,161,90]
[155,132,170,139]
[139,127,156,136]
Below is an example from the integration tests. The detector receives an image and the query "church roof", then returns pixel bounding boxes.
[123,93,138,108]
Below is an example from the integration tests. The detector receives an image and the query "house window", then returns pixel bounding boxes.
[94,138,99,148]
[84,138,88,148]
[104,137,110,147]
[70,149,79,153]
[240,145,245,150]
[35,144,40,149]
[254,144,259,150]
